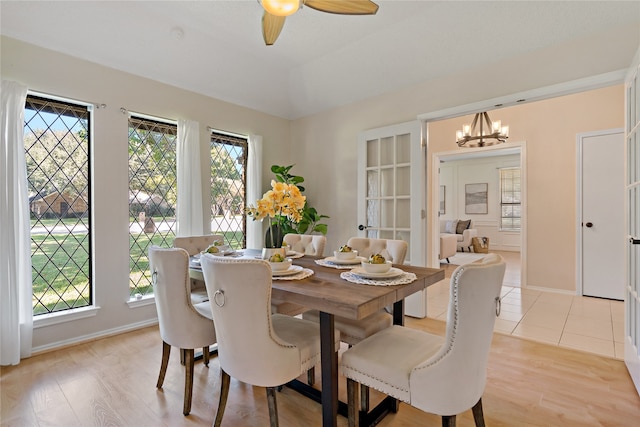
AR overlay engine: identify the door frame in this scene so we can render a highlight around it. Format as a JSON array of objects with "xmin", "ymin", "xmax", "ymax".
[
  {"xmin": 417, "ymin": 71, "xmax": 625, "ymax": 271},
  {"xmin": 576, "ymin": 128, "xmax": 625, "ymax": 298},
  {"xmin": 430, "ymin": 142, "xmax": 527, "ymax": 288}
]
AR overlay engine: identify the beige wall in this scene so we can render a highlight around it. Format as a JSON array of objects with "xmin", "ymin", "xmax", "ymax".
[{"xmin": 428, "ymin": 86, "xmax": 624, "ymax": 291}]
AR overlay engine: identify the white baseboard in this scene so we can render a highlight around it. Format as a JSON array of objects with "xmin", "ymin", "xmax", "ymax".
[
  {"xmin": 31, "ymin": 318, "xmax": 159, "ymax": 356},
  {"xmin": 522, "ymin": 284, "xmax": 576, "ymax": 296}
]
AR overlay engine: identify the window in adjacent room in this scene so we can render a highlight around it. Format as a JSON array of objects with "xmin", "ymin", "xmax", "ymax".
[
  {"xmin": 499, "ymin": 167, "xmax": 521, "ymax": 231},
  {"xmin": 24, "ymin": 94, "xmax": 92, "ymax": 315},
  {"xmin": 210, "ymin": 130, "xmax": 248, "ymax": 249},
  {"xmin": 128, "ymin": 114, "xmax": 177, "ymax": 298}
]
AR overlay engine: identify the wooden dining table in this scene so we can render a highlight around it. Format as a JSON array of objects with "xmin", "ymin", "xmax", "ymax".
[
  {"xmin": 189, "ymin": 251, "xmax": 444, "ymax": 427},
  {"xmin": 271, "ymin": 255, "xmax": 444, "ymax": 427}
]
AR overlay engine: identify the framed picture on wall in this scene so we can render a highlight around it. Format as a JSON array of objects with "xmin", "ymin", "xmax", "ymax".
[
  {"xmin": 465, "ymin": 183, "xmax": 488, "ymax": 214},
  {"xmin": 439, "ymin": 185, "xmax": 446, "ymax": 215}
]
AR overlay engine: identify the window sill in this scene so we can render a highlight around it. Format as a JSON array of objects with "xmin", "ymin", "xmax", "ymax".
[
  {"xmin": 126, "ymin": 295, "xmax": 155, "ymax": 309},
  {"xmin": 34, "ymin": 306, "xmax": 100, "ymax": 329}
]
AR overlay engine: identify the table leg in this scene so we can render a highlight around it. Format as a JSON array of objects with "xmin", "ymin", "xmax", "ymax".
[
  {"xmin": 392, "ymin": 300, "xmax": 405, "ymax": 326},
  {"xmin": 320, "ymin": 311, "xmax": 338, "ymax": 427}
]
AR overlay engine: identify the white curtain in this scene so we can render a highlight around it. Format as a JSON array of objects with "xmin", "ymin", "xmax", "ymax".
[
  {"xmin": 176, "ymin": 119, "xmax": 204, "ymax": 237},
  {"xmin": 246, "ymin": 134, "xmax": 263, "ymax": 249},
  {"xmin": 1, "ymin": 80, "xmax": 33, "ymax": 365}
]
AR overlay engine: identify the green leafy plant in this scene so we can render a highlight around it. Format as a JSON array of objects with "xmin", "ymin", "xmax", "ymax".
[{"xmin": 270, "ymin": 164, "xmax": 329, "ymax": 236}]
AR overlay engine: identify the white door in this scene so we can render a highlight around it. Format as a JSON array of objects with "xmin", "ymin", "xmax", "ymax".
[
  {"xmin": 578, "ymin": 130, "xmax": 625, "ymax": 300},
  {"xmin": 357, "ymin": 121, "xmax": 427, "ymax": 317},
  {"xmin": 624, "ymin": 47, "xmax": 640, "ymax": 396}
]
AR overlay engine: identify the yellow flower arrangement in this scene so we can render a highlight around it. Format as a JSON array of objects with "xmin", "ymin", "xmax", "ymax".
[{"xmin": 246, "ymin": 180, "xmax": 306, "ymax": 247}]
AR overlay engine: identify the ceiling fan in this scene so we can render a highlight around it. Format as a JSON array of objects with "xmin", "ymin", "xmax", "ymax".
[{"xmin": 260, "ymin": 0, "xmax": 379, "ymax": 45}]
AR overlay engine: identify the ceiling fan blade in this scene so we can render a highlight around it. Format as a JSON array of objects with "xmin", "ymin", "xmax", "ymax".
[
  {"xmin": 262, "ymin": 12, "xmax": 286, "ymax": 45},
  {"xmin": 304, "ymin": 0, "xmax": 379, "ymax": 15}
]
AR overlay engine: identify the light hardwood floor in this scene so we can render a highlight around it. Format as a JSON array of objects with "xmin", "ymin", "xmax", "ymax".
[{"xmin": 2, "ymin": 319, "xmax": 639, "ymax": 426}]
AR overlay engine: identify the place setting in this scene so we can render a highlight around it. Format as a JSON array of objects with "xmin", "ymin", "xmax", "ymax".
[
  {"xmin": 340, "ymin": 253, "xmax": 417, "ymax": 286},
  {"xmin": 315, "ymin": 245, "xmax": 366, "ymax": 269},
  {"xmin": 267, "ymin": 252, "xmax": 314, "ymax": 281}
]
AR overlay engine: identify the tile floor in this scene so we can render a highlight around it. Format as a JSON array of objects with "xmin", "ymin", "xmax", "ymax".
[{"xmin": 427, "ymin": 251, "xmax": 625, "ymax": 359}]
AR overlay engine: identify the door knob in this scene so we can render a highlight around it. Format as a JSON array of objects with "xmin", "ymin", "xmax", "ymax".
[
  {"xmin": 358, "ymin": 224, "xmax": 368, "ymax": 231},
  {"xmin": 631, "ymin": 237, "xmax": 640, "ymax": 245},
  {"xmin": 585, "ymin": 222, "xmax": 593, "ymax": 228}
]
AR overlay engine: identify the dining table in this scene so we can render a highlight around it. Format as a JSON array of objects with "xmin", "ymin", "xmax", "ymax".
[{"xmin": 189, "ymin": 250, "xmax": 445, "ymax": 427}]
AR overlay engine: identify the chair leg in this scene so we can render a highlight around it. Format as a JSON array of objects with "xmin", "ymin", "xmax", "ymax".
[
  {"xmin": 360, "ymin": 385, "xmax": 369, "ymax": 413},
  {"xmin": 157, "ymin": 341, "xmax": 171, "ymax": 388},
  {"xmin": 347, "ymin": 378, "xmax": 359, "ymax": 427},
  {"xmin": 307, "ymin": 366, "xmax": 315, "ymax": 386},
  {"xmin": 266, "ymin": 387, "xmax": 279, "ymax": 427},
  {"xmin": 442, "ymin": 415, "xmax": 456, "ymax": 427},
  {"xmin": 180, "ymin": 348, "xmax": 186, "ymax": 365},
  {"xmin": 471, "ymin": 398, "xmax": 485, "ymax": 427},
  {"xmin": 203, "ymin": 346, "xmax": 210, "ymax": 367},
  {"xmin": 214, "ymin": 369, "xmax": 230, "ymax": 427},
  {"xmin": 183, "ymin": 348, "xmax": 194, "ymax": 416}
]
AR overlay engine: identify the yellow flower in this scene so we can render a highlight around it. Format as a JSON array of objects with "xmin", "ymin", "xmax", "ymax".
[{"xmin": 247, "ymin": 180, "xmax": 306, "ymax": 225}]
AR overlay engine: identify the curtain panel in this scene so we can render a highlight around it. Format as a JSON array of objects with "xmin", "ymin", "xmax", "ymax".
[
  {"xmin": 1, "ymin": 80, "xmax": 33, "ymax": 365},
  {"xmin": 246, "ymin": 135, "xmax": 263, "ymax": 249},
  {"xmin": 176, "ymin": 119, "xmax": 204, "ymax": 237}
]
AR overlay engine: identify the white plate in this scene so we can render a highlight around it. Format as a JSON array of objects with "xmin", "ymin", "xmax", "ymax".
[
  {"xmin": 201, "ymin": 248, "xmax": 236, "ymax": 257},
  {"xmin": 324, "ymin": 256, "xmax": 365, "ymax": 265},
  {"xmin": 351, "ymin": 267, "xmax": 404, "ymax": 279},
  {"xmin": 272, "ymin": 265, "xmax": 304, "ymax": 277},
  {"xmin": 287, "ymin": 251, "xmax": 304, "ymax": 259}
]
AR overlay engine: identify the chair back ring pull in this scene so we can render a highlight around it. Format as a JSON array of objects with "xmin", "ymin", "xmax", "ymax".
[
  {"xmin": 214, "ymin": 289, "xmax": 226, "ymax": 307},
  {"xmin": 495, "ymin": 296, "xmax": 501, "ymax": 317}
]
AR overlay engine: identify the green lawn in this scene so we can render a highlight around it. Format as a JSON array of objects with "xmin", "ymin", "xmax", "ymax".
[{"xmin": 32, "ymin": 227, "xmax": 245, "ymax": 315}]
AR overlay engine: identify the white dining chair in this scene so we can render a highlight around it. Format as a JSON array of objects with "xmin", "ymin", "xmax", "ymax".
[
  {"xmin": 200, "ymin": 255, "xmax": 340, "ymax": 427},
  {"xmin": 173, "ymin": 234, "xmax": 224, "ymax": 304},
  {"xmin": 271, "ymin": 234, "xmax": 327, "ymax": 317},
  {"xmin": 148, "ymin": 245, "xmax": 217, "ymax": 416},
  {"xmin": 303, "ymin": 237, "xmax": 407, "ymax": 404},
  {"xmin": 340, "ymin": 253, "xmax": 506, "ymax": 427},
  {"xmin": 282, "ymin": 233, "xmax": 326, "ymax": 257}
]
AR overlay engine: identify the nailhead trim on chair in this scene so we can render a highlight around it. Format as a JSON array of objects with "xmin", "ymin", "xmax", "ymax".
[
  {"xmin": 413, "ymin": 266, "xmax": 463, "ymax": 372},
  {"xmin": 342, "ymin": 367, "xmax": 410, "ymax": 401}
]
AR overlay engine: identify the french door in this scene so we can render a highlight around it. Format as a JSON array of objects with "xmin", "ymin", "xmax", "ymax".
[
  {"xmin": 625, "ymin": 46, "xmax": 640, "ymax": 395},
  {"xmin": 357, "ymin": 121, "xmax": 427, "ymax": 316}
]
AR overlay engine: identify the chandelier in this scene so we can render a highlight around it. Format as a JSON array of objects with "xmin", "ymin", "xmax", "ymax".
[{"xmin": 456, "ymin": 112, "xmax": 509, "ymax": 147}]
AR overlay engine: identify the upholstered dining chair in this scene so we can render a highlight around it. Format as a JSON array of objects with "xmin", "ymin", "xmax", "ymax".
[
  {"xmin": 173, "ymin": 234, "xmax": 224, "ymax": 256},
  {"xmin": 200, "ymin": 255, "xmax": 340, "ymax": 427},
  {"xmin": 282, "ymin": 233, "xmax": 326, "ymax": 257},
  {"xmin": 340, "ymin": 253, "xmax": 506, "ymax": 427},
  {"xmin": 271, "ymin": 234, "xmax": 327, "ymax": 317},
  {"xmin": 303, "ymin": 237, "xmax": 407, "ymax": 405},
  {"xmin": 148, "ymin": 245, "xmax": 217, "ymax": 416},
  {"xmin": 173, "ymin": 234, "xmax": 224, "ymax": 304}
]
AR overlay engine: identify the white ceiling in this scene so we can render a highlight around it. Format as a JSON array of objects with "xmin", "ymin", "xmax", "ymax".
[{"xmin": 2, "ymin": 1, "xmax": 639, "ymax": 119}]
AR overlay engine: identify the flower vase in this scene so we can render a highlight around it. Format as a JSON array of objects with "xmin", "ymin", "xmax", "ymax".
[{"xmin": 265, "ymin": 224, "xmax": 284, "ymax": 249}]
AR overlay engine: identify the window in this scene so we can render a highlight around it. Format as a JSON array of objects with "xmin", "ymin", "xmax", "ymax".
[
  {"xmin": 499, "ymin": 167, "xmax": 521, "ymax": 231},
  {"xmin": 24, "ymin": 95, "xmax": 92, "ymax": 315},
  {"xmin": 210, "ymin": 131, "xmax": 248, "ymax": 249},
  {"xmin": 128, "ymin": 115, "xmax": 177, "ymax": 298}
]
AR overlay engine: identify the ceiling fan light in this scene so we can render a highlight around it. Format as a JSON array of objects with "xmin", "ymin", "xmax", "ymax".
[{"xmin": 261, "ymin": 0, "xmax": 301, "ymax": 17}]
